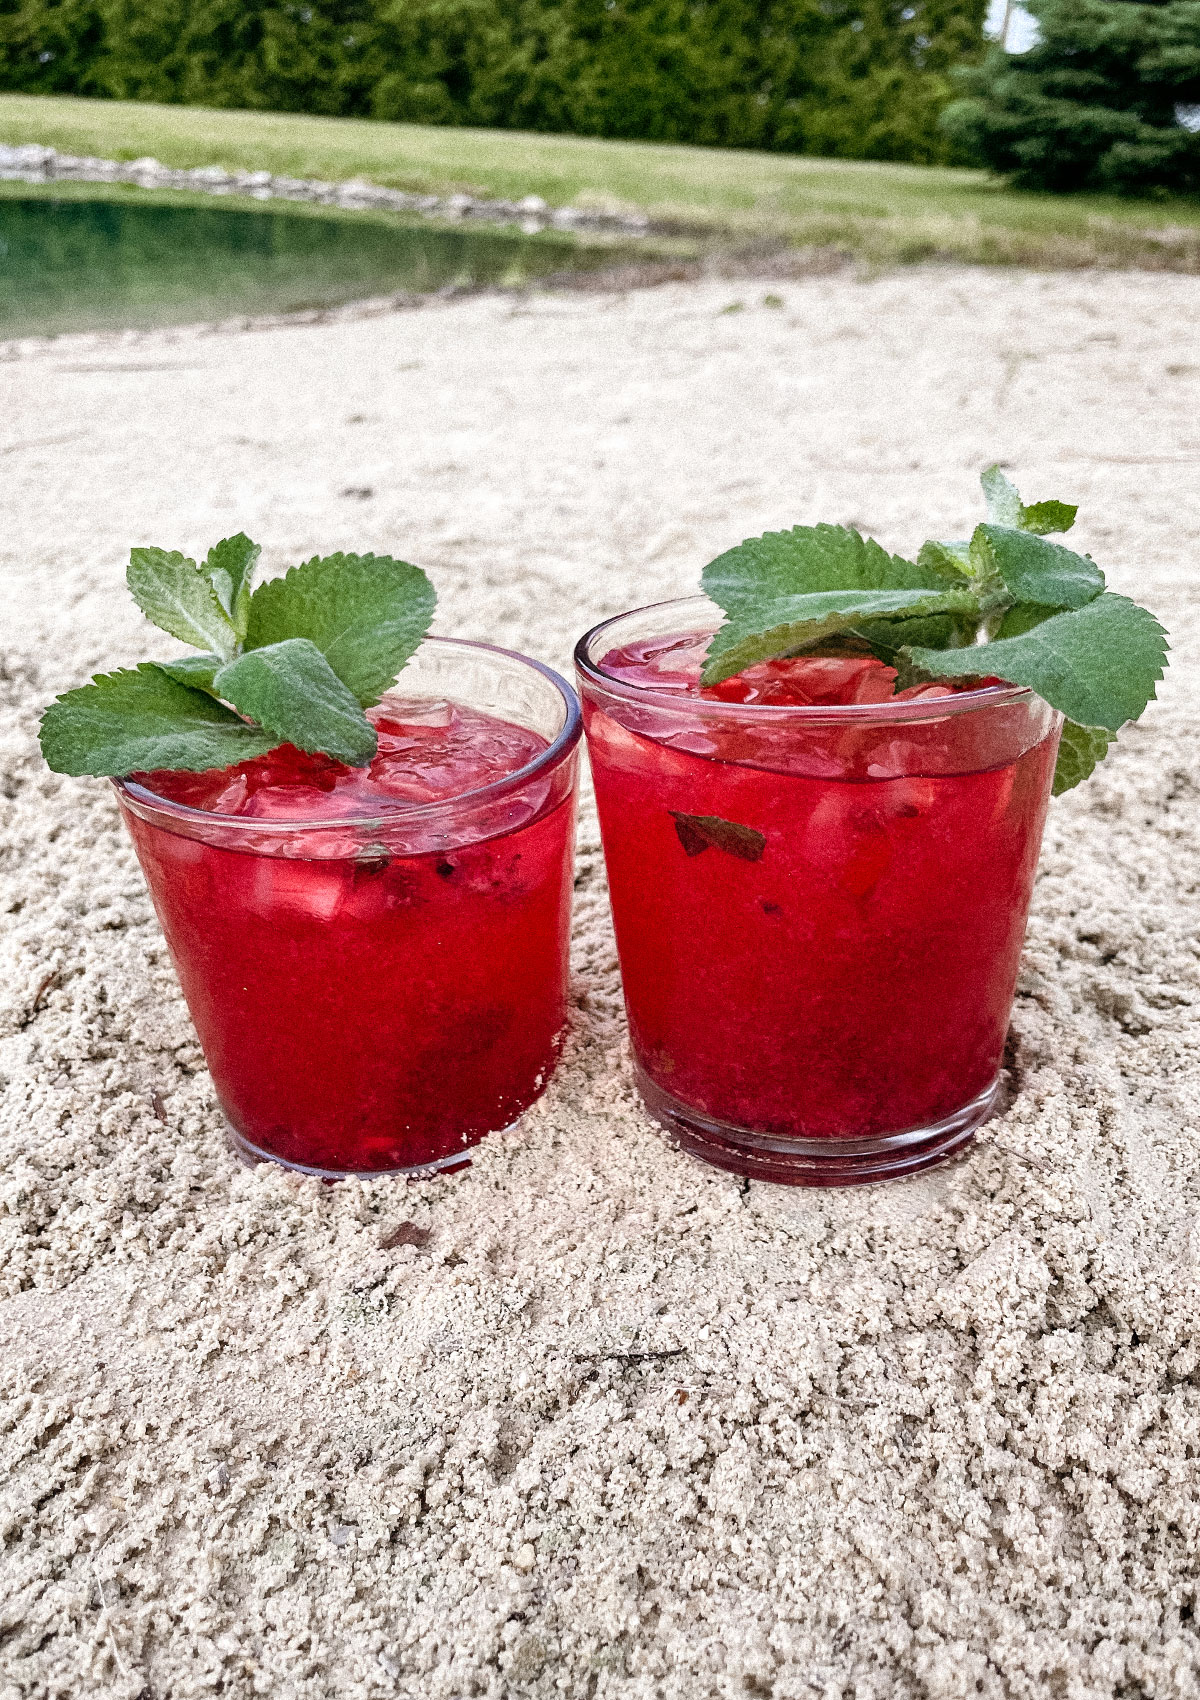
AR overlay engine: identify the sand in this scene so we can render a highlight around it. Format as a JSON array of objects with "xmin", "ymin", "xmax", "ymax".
[{"xmin": 2, "ymin": 266, "xmax": 1199, "ymax": 1700}]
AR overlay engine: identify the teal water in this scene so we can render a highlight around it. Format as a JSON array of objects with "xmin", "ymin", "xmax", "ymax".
[{"xmin": 0, "ymin": 184, "xmax": 621, "ymax": 337}]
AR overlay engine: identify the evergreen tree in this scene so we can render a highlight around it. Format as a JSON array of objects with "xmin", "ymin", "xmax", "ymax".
[{"xmin": 942, "ymin": 0, "xmax": 1200, "ymax": 193}]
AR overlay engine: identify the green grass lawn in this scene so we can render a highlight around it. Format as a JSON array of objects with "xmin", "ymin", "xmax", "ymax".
[{"xmin": 5, "ymin": 92, "xmax": 1200, "ymax": 269}]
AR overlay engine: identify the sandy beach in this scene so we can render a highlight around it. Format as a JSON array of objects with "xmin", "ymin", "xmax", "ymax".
[{"xmin": 2, "ymin": 266, "xmax": 1199, "ymax": 1699}]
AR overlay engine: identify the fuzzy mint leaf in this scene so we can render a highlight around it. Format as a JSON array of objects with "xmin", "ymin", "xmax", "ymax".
[
  {"xmin": 245, "ymin": 552, "xmax": 435, "ymax": 706},
  {"xmin": 1053, "ymin": 722, "xmax": 1113, "ymax": 795},
  {"xmin": 127, "ymin": 547, "xmax": 238, "ymax": 659},
  {"xmin": 974, "ymin": 525, "xmax": 1104, "ymax": 611},
  {"xmin": 670, "ymin": 812, "xmax": 765, "ymax": 862},
  {"xmin": 1022, "ymin": 500, "xmax": 1079, "ymax": 536},
  {"xmin": 204, "ymin": 533, "xmax": 260, "ymax": 638},
  {"xmin": 701, "ymin": 588, "xmax": 979, "ymax": 686},
  {"xmin": 213, "ymin": 639, "xmax": 378, "ymax": 766},
  {"xmin": 980, "ymin": 466, "xmax": 1024, "ymax": 529},
  {"xmin": 703, "ymin": 524, "xmax": 967, "ymax": 620},
  {"xmin": 981, "ymin": 466, "xmax": 1077, "ymax": 536},
  {"xmin": 39, "ymin": 664, "xmax": 279, "ymax": 778},
  {"xmin": 900, "ymin": 593, "xmax": 1168, "ymax": 734}
]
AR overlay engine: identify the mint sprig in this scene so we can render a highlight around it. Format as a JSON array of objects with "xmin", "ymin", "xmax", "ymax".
[
  {"xmin": 40, "ymin": 536, "xmax": 436, "ymax": 777},
  {"xmin": 700, "ymin": 467, "xmax": 1168, "ymax": 795}
]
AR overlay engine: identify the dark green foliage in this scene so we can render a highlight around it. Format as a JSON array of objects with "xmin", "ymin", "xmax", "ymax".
[
  {"xmin": 942, "ymin": 0, "xmax": 1200, "ymax": 192},
  {"xmin": 0, "ymin": 0, "xmax": 988, "ymax": 164}
]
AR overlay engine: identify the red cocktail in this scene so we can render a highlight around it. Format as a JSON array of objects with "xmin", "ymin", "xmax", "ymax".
[
  {"xmin": 116, "ymin": 639, "xmax": 581, "ymax": 1176},
  {"xmin": 576, "ymin": 598, "xmax": 1061, "ymax": 1184}
]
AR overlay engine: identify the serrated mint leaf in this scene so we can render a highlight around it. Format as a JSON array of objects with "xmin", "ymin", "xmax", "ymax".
[
  {"xmin": 245, "ymin": 552, "xmax": 435, "ymax": 706},
  {"xmin": 1053, "ymin": 721, "xmax": 1113, "ymax": 795},
  {"xmin": 39, "ymin": 664, "xmax": 278, "ymax": 778},
  {"xmin": 127, "ymin": 547, "xmax": 238, "ymax": 659},
  {"xmin": 213, "ymin": 638, "xmax": 378, "ymax": 766},
  {"xmin": 1021, "ymin": 499, "xmax": 1078, "ymax": 536},
  {"xmin": 670, "ymin": 812, "xmax": 765, "ymax": 861},
  {"xmin": 204, "ymin": 534, "xmax": 260, "ymax": 637},
  {"xmin": 157, "ymin": 653, "xmax": 222, "ymax": 691},
  {"xmin": 980, "ymin": 465, "xmax": 1077, "ymax": 536},
  {"xmin": 981, "ymin": 465, "xmax": 1024, "ymax": 529},
  {"xmin": 703, "ymin": 524, "xmax": 949, "ymax": 617},
  {"xmin": 700, "ymin": 588, "xmax": 979, "ymax": 686},
  {"xmin": 901, "ymin": 593, "xmax": 1168, "ymax": 733},
  {"xmin": 975, "ymin": 525, "xmax": 1104, "ymax": 611}
]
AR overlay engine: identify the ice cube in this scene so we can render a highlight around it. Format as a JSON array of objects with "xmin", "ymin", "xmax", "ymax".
[{"xmin": 246, "ymin": 854, "xmax": 350, "ymax": 923}]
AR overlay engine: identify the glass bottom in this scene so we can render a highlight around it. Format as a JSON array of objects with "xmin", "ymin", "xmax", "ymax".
[
  {"xmin": 634, "ymin": 1067, "xmax": 999, "ymax": 1187},
  {"xmin": 226, "ymin": 1124, "xmax": 482, "ymax": 1180}
]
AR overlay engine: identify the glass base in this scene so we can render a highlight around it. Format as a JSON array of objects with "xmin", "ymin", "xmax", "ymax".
[
  {"xmin": 226, "ymin": 1124, "xmax": 481, "ymax": 1181},
  {"xmin": 634, "ymin": 1067, "xmax": 998, "ymax": 1187}
]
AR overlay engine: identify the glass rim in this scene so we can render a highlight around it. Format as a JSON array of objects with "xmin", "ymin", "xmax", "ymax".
[
  {"xmin": 574, "ymin": 594, "xmax": 1038, "ymax": 723},
  {"xmin": 113, "ymin": 635, "xmax": 582, "ymax": 835}
]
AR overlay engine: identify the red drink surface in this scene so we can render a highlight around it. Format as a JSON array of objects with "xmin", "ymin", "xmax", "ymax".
[
  {"xmin": 120, "ymin": 696, "xmax": 577, "ymax": 1173},
  {"xmin": 583, "ymin": 635, "xmax": 1060, "ymax": 1146}
]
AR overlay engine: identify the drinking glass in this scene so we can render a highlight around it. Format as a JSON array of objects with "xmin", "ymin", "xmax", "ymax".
[
  {"xmin": 576, "ymin": 596, "xmax": 1060, "ymax": 1185},
  {"xmin": 117, "ymin": 638, "xmax": 581, "ymax": 1177}
]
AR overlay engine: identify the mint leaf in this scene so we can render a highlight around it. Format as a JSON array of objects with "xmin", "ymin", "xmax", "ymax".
[
  {"xmin": 157, "ymin": 653, "xmax": 222, "ymax": 691},
  {"xmin": 901, "ymin": 593, "xmax": 1168, "ymax": 733},
  {"xmin": 981, "ymin": 465, "xmax": 1077, "ymax": 535},
  {"xmin": 39, "ymin": 664, "xmax": 278, "ymax": 778},
  {"xmin": 703, "ymin": 524, "xmax": 958, "ymax": 615},
  {"xmin": 1054, "ymin": 721, "xmax": 1113, "ymax": 795},
  {"xmin": 213, "ymin": 639, "xmax": 378, "ymax": 766},
  {"xmin": 670, "ymin": 812, "xmax": 766, "ymax": 861},
  {"xmin": 980, "ymin": 465, "xmax": 1024, "ymax": 529},
  {"xmin": 1021, "ymin": 500, "xmax": 1078, "ymax": 536},
  {"xmin": 974, "ymin": 525, "xmax": 1104, "ymax": 611},
  {"xmin": 245, "ymin": 553, "xmax": 435, "ymax": 706},
  {"xmin": 204, "ymin": 534, "xmax": 260, "ymax": 638},
  {"xmin": 127, "ymin": 547, "xmax": 238, "ymax": 659},
  {"xmin": 701, "ymin": 588, "xmax": 980, "ymax": 686}
]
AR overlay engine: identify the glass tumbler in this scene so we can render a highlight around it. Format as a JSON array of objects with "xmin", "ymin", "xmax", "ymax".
[
  {"xmin": 116, "ymin": 638, "xmax": 581, "ymax": 1177},
  {"xmin": 576, "ymin": 596, "xmax": 1061, "ymax": 1185}
]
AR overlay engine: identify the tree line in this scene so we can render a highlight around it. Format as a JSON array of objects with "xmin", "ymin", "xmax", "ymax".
[{"xmin": 1, "ymin": 0, "xmax": 987, "ymax": 165}]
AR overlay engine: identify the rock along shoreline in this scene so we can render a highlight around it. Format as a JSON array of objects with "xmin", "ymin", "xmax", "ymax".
[{"xmin": 0, "ymin": 140, "xmax": 652, "ymax": 238}]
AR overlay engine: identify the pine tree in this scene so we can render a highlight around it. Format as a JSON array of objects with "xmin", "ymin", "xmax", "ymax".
[{"xmin": 942, "ymin": 0, "xmax": 1200, "ymax": 194}]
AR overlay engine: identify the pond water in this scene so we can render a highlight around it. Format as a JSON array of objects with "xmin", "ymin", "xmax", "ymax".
[{"xmin": 0, "ymin": 184, "xmax": 627, "ymax": 338}]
